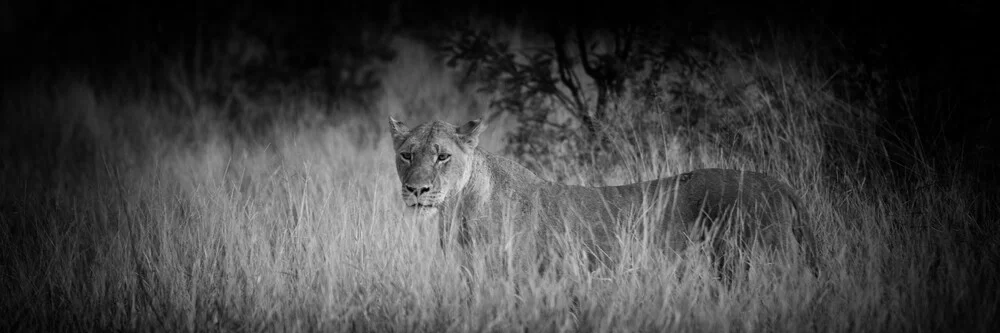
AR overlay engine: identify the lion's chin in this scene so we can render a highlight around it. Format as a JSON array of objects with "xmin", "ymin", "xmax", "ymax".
[{"xmin": 405, "ymin": 204, "xmax": 439, "ymax": 217}]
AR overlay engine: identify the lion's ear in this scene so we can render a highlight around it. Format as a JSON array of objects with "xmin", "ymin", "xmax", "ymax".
[
  {"xmin": 456, "ymin": 118, "xmax": 487, "ymax": 148},
  {"xmin": 388, "ymin": 116, "xmax": 409, "ymax": 146}
]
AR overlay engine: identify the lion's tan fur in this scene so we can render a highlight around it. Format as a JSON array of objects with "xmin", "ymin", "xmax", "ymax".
[{"xmin": 390, "ymin": 117, "xmax": 817, "ymax": 275}]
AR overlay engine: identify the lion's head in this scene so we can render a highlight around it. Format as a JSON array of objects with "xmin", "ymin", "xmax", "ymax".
[{"xmin": 388, "ymin": 116, "xmax": 486, "ymax": 215}]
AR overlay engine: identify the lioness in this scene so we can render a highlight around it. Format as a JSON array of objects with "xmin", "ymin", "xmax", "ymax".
[{"xmin": 389, "ymin": 116, "xmax": 817, "ymax": 278}]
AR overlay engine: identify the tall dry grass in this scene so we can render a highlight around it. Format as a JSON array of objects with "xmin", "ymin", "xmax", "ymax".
[{"xmin": 1, "ymin": 37, "xmax": 997, "ymax": 332}]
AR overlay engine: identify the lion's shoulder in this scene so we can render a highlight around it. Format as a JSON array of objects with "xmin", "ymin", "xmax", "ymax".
[{"xmin": 476, "ymin": 149, "xmax": 546, "ymax": 187}]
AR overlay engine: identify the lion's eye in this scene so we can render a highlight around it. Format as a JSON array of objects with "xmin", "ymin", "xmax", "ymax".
[
  {"xmin": 437, "ymin": 153, "xmax": 451, "ymax": 162},
  {"xmin": 400, "ymin": 152, "xmax": 412, "ymax": 161}
]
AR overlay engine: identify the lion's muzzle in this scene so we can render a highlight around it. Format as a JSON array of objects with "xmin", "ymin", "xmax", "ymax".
[{"xmin": 400, "ymin": 182, "xmax": 444, "ymax": 209}]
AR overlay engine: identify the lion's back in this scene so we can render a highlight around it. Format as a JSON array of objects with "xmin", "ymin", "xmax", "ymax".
[{"xmin": 472, "ymin": 158, "xmax": 815, "ymax": 271}]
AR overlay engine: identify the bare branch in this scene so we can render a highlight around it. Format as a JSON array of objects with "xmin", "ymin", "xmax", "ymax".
[
  {"xmin": 575, "ymin": 27, "xmax": 602, "ymax": 80},
  {"xmin": 551, "ymin": 27, "xmax": 587, "ymax": 116}
]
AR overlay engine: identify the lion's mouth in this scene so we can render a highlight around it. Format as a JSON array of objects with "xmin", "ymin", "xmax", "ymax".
[
  {"xmin": 409, "ymin": 203, "xmax": 436, "ymax": 209},
  {"xmin": 405, "ymin": 203, "xmax": 440, "ymax": 216},
  {"xmin": 401, "ymin": 191, "xmax": 443, "ymax": 211}
]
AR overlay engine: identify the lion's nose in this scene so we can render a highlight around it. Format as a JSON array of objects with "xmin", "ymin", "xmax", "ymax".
[{"xmin": 405, "ymin": 184, "xmax": 431, "ymax": 197}]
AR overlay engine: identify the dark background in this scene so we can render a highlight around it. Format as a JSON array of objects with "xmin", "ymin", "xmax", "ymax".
[{"xmin": 3, "ymin": 0, "xmax": 997, "ymax": 176}]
